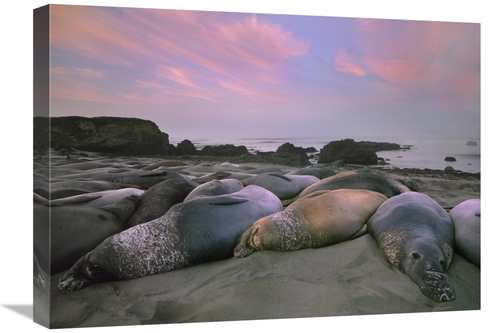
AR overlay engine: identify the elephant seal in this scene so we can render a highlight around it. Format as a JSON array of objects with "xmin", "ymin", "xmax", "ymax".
[
  {"xmin": 285, "ymin": 168, "xmax": 412, "ymax": 205},
  {"xmin": 234, "ymin": 189, "xmax": 387, "ymax": 257},
  {"xmin": 126, "ymin": 178, "xmax": 198, "ymax": 228},
  {"xmin": 241, "ymin": 173, "xmax": 319, "ymax": 200},
  {"xmin": 366, "ymin": 192, "xmax": 456, "ymax": 302},
  {"xmin": 184, "ymin": 178, "xmax": 244, "ymax": 202},
  {"xmin": 46, "ymin": 188, "xmax": 144, "ymax": 208},
  {"xmin": 58, "ymin": 185, "xmax": 283, "ymax": 292},
  {"xmin": 33, "ymin": 179, "xmax": 142, "ymax": 200},
  {"xmin": 449, "ymin": 199, "xmax": 480, "ymax": 268},
  {"xmin": 34, "ymin": 195, "xmax": 139, "ymax": 275},
  {"xmin": 286, "ymin": 166, "xmax": 336, "ymax": 179}
]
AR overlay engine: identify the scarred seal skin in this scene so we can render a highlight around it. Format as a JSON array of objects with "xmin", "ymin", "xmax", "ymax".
[
  {"xmin": 58, "ymin": 185, "xmax": 282, "ymax": 293},
  {"xmin": 233, "ymin": 189, "xmax": 388, "ymax": 258},
  {"xmin": 367, "ymin": 192, "xmax": 456, "ymax": 302}
]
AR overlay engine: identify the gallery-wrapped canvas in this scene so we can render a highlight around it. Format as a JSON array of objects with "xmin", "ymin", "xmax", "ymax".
[{"xmin": 33, "ymin": 4, "xmax": 480, "ymax": 329}]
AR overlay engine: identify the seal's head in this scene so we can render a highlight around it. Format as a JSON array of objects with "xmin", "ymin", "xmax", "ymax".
[
  {"xmin": 233, "ymin": 216, "xmax": 278, "ymax": 258},
  {"xmin": 58, "ymin": 249, "xmax": 120, "ymax": 293},
  {"xmin": 401, "ymin": 238, "xmax": 455, "ymax": 302}
]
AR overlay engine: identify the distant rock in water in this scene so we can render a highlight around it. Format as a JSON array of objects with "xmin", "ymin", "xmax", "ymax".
[
  {"xmin": 445, "ymin": 156, "xmax": 457, "ymax": 162},
  {"xmin": 466, "ymin": 141, "xmax": 478, "ymax": 146},
  {"xmin": 33, "ymin": 116, "xmax": 176, "ymax": 156},
  {"xmin": 318, "ymin": 138, "xmax": 401, "ymax": 165}
]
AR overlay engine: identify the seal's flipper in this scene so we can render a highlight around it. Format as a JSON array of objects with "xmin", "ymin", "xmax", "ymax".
[
  {"xmin": 51, "ymin": 194, "xmax": 103, "ymax": 206},
  {"xmin": 208, "ymin": 197, "xmax": 249, "ymax": 206},
  {"xmin": 268, "ymin": 173, "xmax": 292, "ymax": 181}
]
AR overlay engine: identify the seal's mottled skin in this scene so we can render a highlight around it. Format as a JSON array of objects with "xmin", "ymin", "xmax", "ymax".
[
  {"xmin": 58, "ymin": 185, "xmax": 282, "ymax": 293},
  {"xmin": 233, "ymin": 189, "xmax": 388, "ymax": 257},
  {"xmin": 367, "ymin": 192, "xmax": 456, "ymax": 302}
]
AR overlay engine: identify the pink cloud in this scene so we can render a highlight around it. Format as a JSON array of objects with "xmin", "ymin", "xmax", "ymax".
[
  {"xmin": 334, "ymin": 49, "xmax": 366, "ymax": 76},
  {"xmin": 350, "ymin": 18, "xmax": 479, "ymax": 112},
  {"xmin": 157, "ymin": 66, "xmax": 200, "ymax": 89},
  {"xmin": 50, "ymin": 6, "xmax": 153, "ymax": 66},
  {"xmin": 49, "ymin": 6, "xmax": 309, "ymax": 105},
  {"xmin": 51, "ymin": 66, "xmax": 105, "ymax": 78},
  {"xmin": 135, "ymin": 80, "xmax": 216, "ymax": 103}
]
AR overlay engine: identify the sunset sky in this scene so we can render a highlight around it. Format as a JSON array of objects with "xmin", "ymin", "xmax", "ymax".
[{"xmin": 38, "ymin": 4, "xmax": 481, "ymax": 140}]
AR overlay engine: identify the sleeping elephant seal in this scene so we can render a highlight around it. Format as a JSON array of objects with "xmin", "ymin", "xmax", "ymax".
[
  {"xmin": 46, "ymin": 188, "xmax": 144, "ymax": 208},
  {"xmin": 241, "ymin": 173, "xmax": 319, "ymax": 200},
  {"xmin": 449, "ymin": 199, "xmax": 480, "ymax": 268},
  {"xmin": 126, "ymin": 178, "xmax": 198, "ymax": 228},
  {"xmin": 233, "ymin": 189, "xmax": 387, "ymax": 257},
  {"xmin": 286, "ymin": 166, "xmax": 336, "ymax": 179},
  {"xmin": 366, "ymin": 192, "xmax": 456, "ymax": 302},
  {"xmin": 184, "ymin": 178, "xmax": 244, "ymax": 202},
  {"xmin": 34, "ymin": 195, "xmax": 139, "ymax": 276},
  {"xmin": 286, "ymin": 168, "xmax": 412, "ymax": 206},
  {"xmin": 58, "ymin": 185, "xmax": 283, "ymax": 292}
]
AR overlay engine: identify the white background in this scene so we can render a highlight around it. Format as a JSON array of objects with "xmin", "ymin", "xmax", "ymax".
[{"xmin": 1, "ymin": 1, "xmax": 497, "ymax": 332}]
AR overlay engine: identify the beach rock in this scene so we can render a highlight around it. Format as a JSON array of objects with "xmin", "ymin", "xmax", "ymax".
[
  {"xmin": 445, "ymin": 156, "xmax": 457, "ymax": 162},
  {"xmin": 466, "ymin": 141, "xmax": 478, "ymax": 146},
  {"xmin": 33, "ymin": 116, "xmax": 176, "ymax": 156},
  {"xmin": 236, "ymin": 142, "xmax": 312, "ymax": 167},
  {"xmin": 272, "ymin": 142, "xmax": 311, "ymax": 166},
  {"xmin": 176, "ymin": 139, "xmax": 198, "ymax": 156},
  {"xmin": 444, "ymin": 166, "xmax": 455, "ymax": 173},
  {"xmin": 199, "ymin": 144, "xmax": 249, "ymax": 157},
  {"xmin": 318, "ymin": 139, "xmax": 383, "ymax": 165}
]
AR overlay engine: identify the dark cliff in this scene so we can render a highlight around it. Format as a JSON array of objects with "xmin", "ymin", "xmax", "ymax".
[{"xmin": 33, "ymin": 116, "xmax": 176, "ymax": 156}]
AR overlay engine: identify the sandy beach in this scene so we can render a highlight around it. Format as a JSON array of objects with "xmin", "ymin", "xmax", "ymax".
[{"xmin": 33, "ymin": 152, "xmax": 480, "ymax": 329}]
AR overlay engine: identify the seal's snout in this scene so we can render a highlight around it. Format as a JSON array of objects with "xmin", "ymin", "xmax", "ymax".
[
  {"xmin": 422, "ymin": 270, "xmax": 455, "ymax": 302},
  {"xmin": 58, "ymin": 271, "xmax": 87, "ymax": 293},
  {"xmin": 233, "ymin": 244, "xmax": 254, "ymax": 258}
]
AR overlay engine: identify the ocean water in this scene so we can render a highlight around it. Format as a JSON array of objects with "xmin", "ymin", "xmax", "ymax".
[{"xmin": 170, "ymin": 135, "xmax": 481, "ymax": 174}]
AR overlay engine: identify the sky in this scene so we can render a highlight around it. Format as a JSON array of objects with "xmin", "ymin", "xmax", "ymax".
[{"xmin": 35, "ymin": 4, "xmax": 480, "ymax": 141}]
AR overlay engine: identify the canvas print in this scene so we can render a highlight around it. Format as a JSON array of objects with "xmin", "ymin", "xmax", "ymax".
[{"xmin": 33, "ymin": 4, "xmax": 480, "ymax": 329}]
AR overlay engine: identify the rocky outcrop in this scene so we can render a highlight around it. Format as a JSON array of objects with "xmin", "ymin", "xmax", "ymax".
[
  {"xmin": 176, "ymin": 139, "xmax": 198, "ymax": 156},
  {"xmin": 237, "ymin": 142, "xmax": 312, "ymax": 167},
  {"xmin": 272, "ymin": 142, "xmax": 312, "ymax": 166},
  {"xmin": 199, "ymin": 144, "xmax": 249, "ymax": 157},
  {"xmin": 318, "ymin": 139, "xmax": 401, "ymax": 165},
  {"xmin": 445, "ymin": 156, "xmax": 457, "ymax": 162},
  {"xmin": 33, "ymin": 116, "xmax": 176, "ymax": 156},
  {"xmin": 466, "ymin": 141, "xmax": 478, "ymax": 146}
]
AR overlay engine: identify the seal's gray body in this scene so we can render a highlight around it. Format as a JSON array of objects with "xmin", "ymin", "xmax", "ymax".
[
  {"xmin": 184, "ymin": 178, "xmax": 244, "ymax": 202},
  {"xmin": 34, "ymin": 196, "xmax": 139, "ymax": 275},
  {"xmin": 449, "ymin": 199, "xmax": 480, "ymax": 267},
  {"xmin": 295, "ymin": 168, "xmax": 412, "ymax": 201},
  {"xmin": 126, "ymin": 178, "xmax": 197, "ymax": 227},
  {"xmin": 367, "ymin": 192, "xmax": 456, "ymax": 302},
  {"xmin": 241, "ymin": 173, "xmax": 319, "ymax": 200},
  {"xmin": 58, "ymin": 185, "xmax": 282, "ymax": 293}
]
